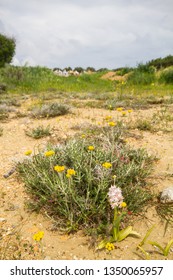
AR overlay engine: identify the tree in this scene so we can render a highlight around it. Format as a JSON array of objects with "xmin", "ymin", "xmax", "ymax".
[{"xmin": 0, "ymin": 33, "xmax": 16, "ymax": 67}]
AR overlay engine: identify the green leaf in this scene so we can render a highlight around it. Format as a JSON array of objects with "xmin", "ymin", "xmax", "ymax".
[
  {"xmin": 117, "ymin": 226, "xmax": 141, "ymax": 242},
  {"xmin": 96, "ymin": 239, "xmax": 108, "ymax": 250},
  {"xmin": 137, "ymin": 246, "xmax": 151, "ymax": 260},
  {"xmin": 138, "ymin": 224, "xmax": 155, "ymax": 248},
  {"xmin": 164, "ymin": 238, "xmax": 173, "ymax": 256},
  {"xmin": 147, "ymin": 240, "xmax": 164, "ymax": 254}
]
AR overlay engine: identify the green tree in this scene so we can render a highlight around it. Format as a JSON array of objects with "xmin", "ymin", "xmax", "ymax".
[{"xmin": 0, "ymin": 33, "xmax": 16, "ymax": 67}]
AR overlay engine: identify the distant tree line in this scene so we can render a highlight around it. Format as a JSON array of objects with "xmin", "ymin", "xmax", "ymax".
[{"xmin": 147, "ymin": 55, "xmax": 173, "ymax": 70}]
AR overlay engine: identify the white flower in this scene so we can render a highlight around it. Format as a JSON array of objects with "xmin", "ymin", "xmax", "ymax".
[{"xmin": 108, "ymin": 185, "xmax": 124, "ymax": 209}]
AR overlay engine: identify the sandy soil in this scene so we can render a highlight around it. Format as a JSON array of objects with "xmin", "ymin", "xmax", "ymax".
[{"xmin": 0, "ymin": 104, "xmax": 173, "ymax": 260}]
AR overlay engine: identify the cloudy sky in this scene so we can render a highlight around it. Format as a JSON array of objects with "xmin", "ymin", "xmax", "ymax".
[{"xmin": 0, "ymin": 0, "xmax": 173, "ymax": 69}]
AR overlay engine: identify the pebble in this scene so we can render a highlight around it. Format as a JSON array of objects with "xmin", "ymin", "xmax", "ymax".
[
  {"xmin": 160, "ymin": 186, "xmax": 173, "ymax": 203},
  {"xmin": 0, "ymin": 218, "xmax": 7, "ymax": 222}
]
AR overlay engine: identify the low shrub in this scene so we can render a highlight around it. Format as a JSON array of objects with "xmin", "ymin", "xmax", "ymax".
[
  {"xmin": 18, "ymin": 122, "xmax": 154, "ymax": 233},
  {"xmin": 30, "ymin": 102, "xmax": 70, "ymax": 118},
  {"xmin": 159, "ymin": 67, "xmax": 173, "ymax": 84},
  {"xmin": 0, "ymin": 105, "xmax": 9, "ymax": 120},
  {"xmin": 25, "ymin": 125, "xmax": 52, "ymax": 139}
]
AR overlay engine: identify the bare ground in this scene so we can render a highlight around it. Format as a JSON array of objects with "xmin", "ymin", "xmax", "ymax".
[{"xmin": 1, "ymin": 103, "xmax": 173, "ymax": 260}]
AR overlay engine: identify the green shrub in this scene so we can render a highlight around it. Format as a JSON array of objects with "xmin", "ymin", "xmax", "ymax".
[
  {"xmin": 159, "ymin": 67, "xmax": 173, "ymax": 84},
  {"xmin": 136, "ymin": 119, "xmax": 152, "ymax": 131},
  {"xmin": 148, "ymin": 55, "xmax": 173, "ymax": 70},
  {"xmin": 127, "ymin": 71, "xmax": 155, "ymax": 85},
  {"xmin": 114, "ymin": 67, "xmax": 133, "ymax": 76},
  {"xmin": 0, "ymin": 33, "xmax": 16, "ymax": 67},
  {"xmin": 25, "ymin": 125, "xmax": 52, "ymax": 139},
  {"xmin": 127, "ymin": 63, "xmax": 156, "ymax": 85},
  {"xmin": 0, "ymin": 105, "xmax": 9, "ymax": 120},
  {"xmin": 18, "ymin": 123, "xmax": 154, "ymax": 233},
  {"xmin": 30, "ymin": 102, "xmax": 70, "ymax": 118}
]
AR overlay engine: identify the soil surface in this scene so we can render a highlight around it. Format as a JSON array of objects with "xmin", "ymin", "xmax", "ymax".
[{"xmin": 1, "ymin": 101, "xmax": 173, "ymax": 260}]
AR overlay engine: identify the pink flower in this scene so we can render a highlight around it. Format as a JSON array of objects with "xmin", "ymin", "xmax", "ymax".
[{"xmin": 108, "ymin": 185, "xmax": 124, "ymax": 209}]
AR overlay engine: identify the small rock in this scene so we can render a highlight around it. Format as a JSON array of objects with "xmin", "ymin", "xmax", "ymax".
[
  {"xmin": 0, "ymin": 218, "xmax": 7, "ymax": 223},
  {"xmin": 160, "ymin": 186, "xmax": 173, "ymax": 203}
]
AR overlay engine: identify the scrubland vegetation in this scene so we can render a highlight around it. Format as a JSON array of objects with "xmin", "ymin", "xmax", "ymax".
[{"xmin": 1, "ymin": 54, "xmax": 173, "ymax": 260}]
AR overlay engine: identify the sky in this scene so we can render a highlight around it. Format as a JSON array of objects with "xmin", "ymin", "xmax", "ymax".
[{"xmin": 0, "ymin": 0, "xmax": 173, "ymax": 69}]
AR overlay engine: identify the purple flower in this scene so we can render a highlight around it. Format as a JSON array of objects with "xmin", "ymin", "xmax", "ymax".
[{"xmin": 108, "ymin": 185, "xmax": 124, "ymax": 209}]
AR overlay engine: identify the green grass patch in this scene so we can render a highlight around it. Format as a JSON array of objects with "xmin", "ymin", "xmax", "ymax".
[{"xmin": 0, "ymin": 65, "xmax": 114, "ymax": 93}]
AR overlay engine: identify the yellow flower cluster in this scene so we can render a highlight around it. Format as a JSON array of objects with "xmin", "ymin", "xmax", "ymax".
[
  {"xmin": 102, "ymin": 162, "xmax": 112, "ymax": 169},
  {"xmin": 66, "ymin": 169, "xmax": 76, "ymax": 178},
  {"xmin": 120, "ymin": 202, "xmax": 127, "ymax": 208},
  {"xmin": 105, "ymin": 242, "xmax": 115, "ymax": 251},
  {"xmin": 104, "ymin": 115, "xmax": 112, "ymax": 121},
  {"xmin": 44, "ymin": 150, "xmax": 55, "ymax": 157},
  {"xmin": 116, "ymin": 107, "xmax": 123, "ymax": 111},
  {"xmin": 54, "ymin": 165, "xmax": 65, "ymax": 172},
  {"xmin": 108, "ymin": 121, "xmax": 116, "ymax": 127},
  {"xmin": 121, "ymin": 111, "xmax": 127, "ymax": 116},
  {"xmin": 81, "ymin": 134, "xmax": 86, "ymax": 138},
  {"xmin": 24, "ymin": 150, "xmax": 32, "ymax": 156},
  {"xmin": 88, "ymin": 146, "xmax": 95, "ymax": 151},
  {"xmin": 33, "ymin": 231, "xmax": 44, "ymax": 241},
  {"xmin": 116, "ymin": 107, "xmax": 133, "ymax": 114}
]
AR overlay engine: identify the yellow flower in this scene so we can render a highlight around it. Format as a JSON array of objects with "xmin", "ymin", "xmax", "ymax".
[
  {"xmin": 24, "ymin": 150, "xmax": 32, "ymax": 156},
  {"xmin": 116, "ymin": 107, "xmax": 123, "ymax": 111},
  {"xmin": 33, "ymin": 231, "xmax": 44, "ymax": 242},
  {"xmin": 128, "ymin": 109, "xmax": 133, "ymax": 113},
  {"xmin": 54, "ymin": 165, "xmax": 65, "ymax": 172},
  {"xmin": 104, "ymin": 116, "xmax": 112, "ymax": 121},
  {"xmin": 102, "ymin": 162, "xmax": 112, "ymax": 169},
  {"xmin": 112, "ymin": 175, "xmax": 117, "ymax": 179},
  {"xmin": 81, "ymin": 134, "xmax": 86, "ymax": 138},
  {"xmin": 66, "ymin": 169, "xmax": 76, "ymax": 178},
  {"xmin": 108, "ymin": 121, "xmax": 116, "ymax": 127},
  {"xmin": 88, "ymin": 145, "xmax": 95, "ymax": 151},
  {"xmin": 121, "ymin": 111, "xmax": 127, "ymax": 116},
  {"xmin": 105, "ymin": 242, "xmax": 115, "ymax": 251},
  {"xmin": 120, "ymin": 202, "xmax": 127, "ymax": 208},
  {"xmin": 44, "ymin": 150, "xmax": 55, "ymax": 157}
]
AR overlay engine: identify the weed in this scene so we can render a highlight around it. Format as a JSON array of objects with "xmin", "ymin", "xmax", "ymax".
[
  {"xmin": 0, "ymin": 105, "xmax": 9, "ymax": 120},
  {"xmin": 25, "ymin": 125, "xmax": 52, "ymax": 139},
  {"xmin": 137, "ymin": 225, "xmax": 173, "ymax": 258},
  {"xmin": 0, "ymin": 227, "xmax": 45, "ymax": 260},
  {"xmin": 156, "ymin": 202, "xmax": 173, "ymax": 224},
  {"xmin": 136, "ymin": 119, "xmax": 153, "ymax": 131}
]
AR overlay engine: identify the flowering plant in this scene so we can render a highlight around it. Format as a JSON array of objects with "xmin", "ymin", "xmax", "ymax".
[{"xmin": 97, "ymin": 185, "xmax": 140, "ymax": 250}]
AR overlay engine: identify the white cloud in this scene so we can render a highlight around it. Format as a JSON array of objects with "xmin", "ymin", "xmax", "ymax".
[{"xmin": 0, "ymin": 0, "xmax": 173, "ymax": 69}]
